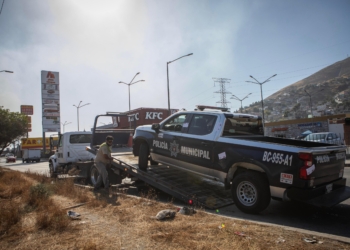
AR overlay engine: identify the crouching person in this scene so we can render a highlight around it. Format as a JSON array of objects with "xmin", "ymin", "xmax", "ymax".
[{"xmin": 94, "ymin": 135, "xmax": 114, "ymax": 193}]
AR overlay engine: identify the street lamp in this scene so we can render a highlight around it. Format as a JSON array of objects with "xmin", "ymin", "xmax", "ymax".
[
  {"xmin": 231, "ymin": 93, "xmax": 252, "ymax": 113},
  {"xmin": 73, "ymin": 101, "xmax": 90, "ymax": 131},
  {"xmin": 167, "ymin": 53, "xmax": 193, "ymax": 115},
  {"xmin": 0, "ymin": 70, "xmax": 14, "ymax": 73},
  {"xmin": 61, "ymin": 121, "xmax": 71, "ymax": 133},
  {"xmin": 304, "ymin": 88, "xmax": 323, "ymax": 131},
  {"xmin": 119, "ymin": 72, "xmax": 145, "ymax": 111},
  {"xmin": 246, "ymin": 74, "xmax": 277, "ymax": 125}
]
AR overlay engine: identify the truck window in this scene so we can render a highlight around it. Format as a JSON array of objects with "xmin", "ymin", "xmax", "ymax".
[
  {"xmin": 69, "ymin": 134, "xmax": 92, "ymax": 144},
  {"xmin": 162, "ymin": 114, "xmax": 187, "ymax": 132},
  {"xmin": 222, "ymin": 116, "xmax": 263, "ymax": 136},
  {"xmin": 188, "ymin": 114, "xmax": 217, "ymax": 135},
  {"xmin": 59, "ymin": 135, "xmax": 63, "ymax": 147}
]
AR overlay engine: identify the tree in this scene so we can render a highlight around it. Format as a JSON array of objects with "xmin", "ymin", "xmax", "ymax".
[
  {"xmin": 0, "ymin": 108, "xmax": 28, "ymax": 155},
  {"xmin": 283, "ymin": 110, "xmax": 290, "ymax": 117}
]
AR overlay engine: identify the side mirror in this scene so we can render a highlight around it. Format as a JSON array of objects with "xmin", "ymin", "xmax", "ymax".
[{"xmin": 151, "ymin": 123, "xmax": 160, "ymax": 133}]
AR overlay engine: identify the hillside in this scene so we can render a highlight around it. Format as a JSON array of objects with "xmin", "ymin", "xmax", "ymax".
[{"xmin": 244, "ymin": 57, "xmax": 350, "ymax": 121}]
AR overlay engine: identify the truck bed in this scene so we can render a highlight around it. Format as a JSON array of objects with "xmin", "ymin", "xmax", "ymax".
[{"xmin": 109, "ymin": 148, "xmax": 233, "ymax": 209}]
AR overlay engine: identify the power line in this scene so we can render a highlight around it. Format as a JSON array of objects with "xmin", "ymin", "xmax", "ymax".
[{"xmin": 0, "ymin": 0, "xmax": 5, "ymax": 16}]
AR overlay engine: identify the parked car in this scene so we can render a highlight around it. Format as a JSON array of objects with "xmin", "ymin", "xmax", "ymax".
[
  {"xmin": 5, "ymin": 153, "xmax": 16, "ymax": 163},
  {"xmin": 303, "ymin": 132, "xmax": 344, "ymax": 145}
]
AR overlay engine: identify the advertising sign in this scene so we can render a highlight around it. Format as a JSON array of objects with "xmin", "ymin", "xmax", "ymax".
[
  {"xmin": 21, "ymin": 137, "xmax": 58, "ymax": 149},
  {"xmin": 41, "ymin": 71, "xmax": 60, "ymax": 133},
  {"xmin": 21, "ymin": 105, "xmax": 34, "ymax": 115}
]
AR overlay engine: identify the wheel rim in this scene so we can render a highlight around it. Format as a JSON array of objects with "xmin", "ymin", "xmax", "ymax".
[
  {"xmin": 90, "ymin": 167, "xmax": 99, "ymax": 186},
  {"xmin": 236, "ymin": 181, "xmax": 257, "ymax": 206}
]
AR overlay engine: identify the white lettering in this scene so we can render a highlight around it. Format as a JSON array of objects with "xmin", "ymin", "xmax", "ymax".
[
  {"xmin": 152, "ymin": 140, "xmax": 168, "ymax": 149},
  {"xmin": 262, "ymin": 151, "xmax": 293, "ymax": 166},
  {"xmin": 180, "ymin": 146, "xmax": 210, "ymax": 160},
  {"xmin": 145, "ymin": 112, "xmax": 163, "ymax": 120}
]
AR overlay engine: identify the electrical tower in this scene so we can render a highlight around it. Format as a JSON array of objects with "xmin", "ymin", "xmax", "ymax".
[{"xmin": 213, "ymin": 78, "xmax": 231, "ymax": 108}]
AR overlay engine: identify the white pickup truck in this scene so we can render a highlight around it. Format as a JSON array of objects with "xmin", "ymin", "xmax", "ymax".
[{"xmin": 49, "ymin": 131, "xmax": 95, "ymax": 177}]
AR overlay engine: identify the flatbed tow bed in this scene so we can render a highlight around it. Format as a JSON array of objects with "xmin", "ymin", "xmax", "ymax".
[{"xmin": 88, "ymin": 147, "xmax": 233, "ymax": 209}]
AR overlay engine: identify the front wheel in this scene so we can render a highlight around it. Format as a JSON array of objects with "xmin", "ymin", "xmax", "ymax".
[
  {"xmin": 231, "ymin": 171, "xmax": 271, "ymax": 214},
  {"xmin": 138, "ymin": 143, "xmax": 149, "ymax": 171},
  {"xmin": 49, "ymin": 162, "xmax": 56, "ymax": 178}
]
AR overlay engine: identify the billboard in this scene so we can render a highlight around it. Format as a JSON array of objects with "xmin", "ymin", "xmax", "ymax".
[
  {"xmin": 21, "ymin": 105, "xmax": 33, "ymax": 115},
  {"xmin": 21, "ymin": 137, "xmax": 58, "ymax": 149},
  {"xmin": 41, "ymin": 71, "xmax": 60, "ymax": 133}
]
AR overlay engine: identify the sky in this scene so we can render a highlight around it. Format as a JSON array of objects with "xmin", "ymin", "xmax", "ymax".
[{"xmin": 1, "ymin": 0, "xmax": 350, "ymax": 137}]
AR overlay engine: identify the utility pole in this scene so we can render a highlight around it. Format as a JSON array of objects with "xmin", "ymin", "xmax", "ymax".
[{"xmin": 213, "ymin": 78, "xmax": 231, "ymax": 108}]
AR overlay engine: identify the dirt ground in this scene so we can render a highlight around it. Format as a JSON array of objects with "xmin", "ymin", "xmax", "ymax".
[{"xmin": 1, "ymin": 168, "xmax": 350, "ymax": 250}]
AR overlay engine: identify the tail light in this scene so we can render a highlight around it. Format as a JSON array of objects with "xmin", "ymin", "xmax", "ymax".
[{"xmin": 299, "ymin": 153, "xmax": 315, "ymax": 180}]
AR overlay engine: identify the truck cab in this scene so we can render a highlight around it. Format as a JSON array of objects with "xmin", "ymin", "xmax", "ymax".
[{"xmin": 49, "ymin": 131, "xmax": 94, "ymax": 175}]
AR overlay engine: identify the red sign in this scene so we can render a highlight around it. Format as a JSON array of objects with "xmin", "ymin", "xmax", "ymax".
[
  {"xmin": 271, "ymin": 127, "xmax": 288, "ymax": 132},
  {"xmin": 21, "ymin": 105, "xmax": 33, "ymax": 115}
]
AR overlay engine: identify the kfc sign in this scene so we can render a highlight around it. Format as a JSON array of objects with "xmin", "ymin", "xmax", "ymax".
[
  {"xmin": 145, "ymin": 112, "xmax": 163, "ymax": 120},
  {"xmin": 128, "ymin": 113, "xmax": 139, "ymax": 122}
]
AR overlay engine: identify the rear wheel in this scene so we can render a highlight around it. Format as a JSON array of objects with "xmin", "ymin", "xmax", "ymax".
[
  {"xmin": 89, "ymin": 164, "xmax": 100, "ymax": 187},
  {"xmin": 138, "ymin": 143, "xmax": 149, "ymax": 171},
  {"xmin": 231, "ymin": 171, "xmax": 271, "ymax": 214}
]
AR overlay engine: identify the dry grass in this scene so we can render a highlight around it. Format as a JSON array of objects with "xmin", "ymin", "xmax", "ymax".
[{"xmin": 0, "ymin": 167, "xmax": 349, "ymax": 250}]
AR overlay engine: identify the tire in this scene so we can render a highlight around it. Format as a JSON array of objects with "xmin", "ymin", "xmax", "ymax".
[
  {"xmin": 231, "ymin": 171, "xmax": 271, "ymax": 214},
  {"xmin": 49, "ymin": 162, "xmax": 56, "ymax": 178},
  {"xmin": 138, "ymin": 143, "xmax": 149, "ymax": 171},
  {"xmin": 89, "ymin": 164, "xmax": 100, "ymax": 187}
]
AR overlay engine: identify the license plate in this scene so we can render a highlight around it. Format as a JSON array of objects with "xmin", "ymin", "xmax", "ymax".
[{"xmin": 326, "ymin": 183, "xmax": 333, "ymax": 194}]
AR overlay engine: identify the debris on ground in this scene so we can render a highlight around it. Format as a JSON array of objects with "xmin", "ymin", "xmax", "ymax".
[
  {"xmin": 151, "ymin": 209, "xmax": 176, "ymax": 220},
  {"xmin": 67, "ymin": 210, "xmax": 81, "ymax": 220},
  {"xmin": 218, "ymin": 223, "xmax": 225, "ymax": 229},
  {"xmin": 303, "ymin": 237, "xmax": 323, "ymax": 244},
  {"xmin": 177, "ymin": 206, "xmax": 196, "ymax": 215},
  {"xmin": 276, "ymin": 236, "xmax": 286, "ymax": 243}
]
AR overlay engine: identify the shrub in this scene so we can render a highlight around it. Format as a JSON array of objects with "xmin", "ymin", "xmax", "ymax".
[{"xmin": 0, "ymin": 200, "xmax": 21, "ymax": 234}]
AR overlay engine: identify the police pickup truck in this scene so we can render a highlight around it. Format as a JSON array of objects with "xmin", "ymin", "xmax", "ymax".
[{"xmin": 133, "ymin": 105, "xmax": 350, "ymax": 214}]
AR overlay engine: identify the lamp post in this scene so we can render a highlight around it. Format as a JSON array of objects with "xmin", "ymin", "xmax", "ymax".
[
  {"xmin": 73, "ymin": 101, "xmax": 90, "ymax": 131},
  {"xmin": 61, "ymin": 121, "xmax": 71, "ymax": 133},
  {"xmin": 0, "ymin": 70, "xmax": 14, "ymax": 73},
  {"xmin": 119, "ymin": 72, "xmax": 145, "ymax": 111},
  {"xmin": 304, "ymin": 88, "xmax": 323, "ymax": 131},
  {"xmin": 246, "ymin": 74, "xmax": 277, "ymax": 125},
  {"xmin": 230, "ymin": 93, "xmax": 252, "ymax": 113},
  {"xmin": 167, "ymin": 53, "xmax": 193, "ymax": 115}
]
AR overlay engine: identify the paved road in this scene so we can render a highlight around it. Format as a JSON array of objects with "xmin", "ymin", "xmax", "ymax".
[
  {"xmin": 1, "ymin": 157, "xmax": 350, "ymax": 241},
  {"xmin": 0, "ymin": 158, "xmax": 49, "ymax": 175}
]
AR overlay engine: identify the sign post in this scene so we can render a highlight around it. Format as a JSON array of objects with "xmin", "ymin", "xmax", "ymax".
[
  {"xmin": 41, "ymin": 71, "xmax": 61, "ymax": 156},
  {"xmin": 20, "ymin": 105, "xmax": 33, "ymax": 138}
]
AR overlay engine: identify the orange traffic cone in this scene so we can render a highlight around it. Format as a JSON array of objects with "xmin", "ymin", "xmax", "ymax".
[{"xmin": 127, "ymin": 133, "xmax": 133, "ymax": 148}]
